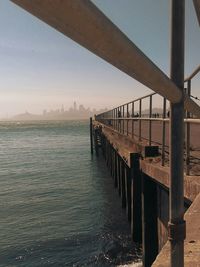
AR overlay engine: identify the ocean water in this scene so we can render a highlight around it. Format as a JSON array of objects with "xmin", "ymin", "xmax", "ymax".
[{"xmin": 0, "ymin": 121, "xmax": 141, "ymax": 267}]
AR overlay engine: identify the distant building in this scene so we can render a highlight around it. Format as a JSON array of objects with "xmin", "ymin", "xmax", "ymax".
[
  {"xmin": 61, "ymin": 104, "xmax": 64, "ymax": 113},
  {"xmin": 73, "ymin": 101, "xmax": 77, "ymax": 111},
  {"xmin": 79, "ymin": 104, "xmax": 85, "ymax": 112}
]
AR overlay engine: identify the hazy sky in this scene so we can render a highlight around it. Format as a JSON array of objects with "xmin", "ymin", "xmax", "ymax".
[{"xmin": 0, "ymin": 0, "xmax": 199, "ymax": 117}]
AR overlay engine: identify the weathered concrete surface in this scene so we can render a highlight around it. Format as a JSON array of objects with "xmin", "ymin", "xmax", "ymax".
[
  {"xmin": 95, "ymin": 122, "xmax": 161, "ymax": 164},
  {"xmin": 141, "ymin": 160, "xmax": 200, "ymax": 202},
  {"xmin": 10, "ymin": 0, "xmax": 200, "ymax": 116},
  {"xmin": 95, "ymin": 122, "xmax": 141, "ymax": 167},
  {"xmin": 152, "ymin": 192, "xmax": 200, "ymax": 267},
  {"xmin": 157, "ymin": 186, "xmax": 169, "ymax": 251}
]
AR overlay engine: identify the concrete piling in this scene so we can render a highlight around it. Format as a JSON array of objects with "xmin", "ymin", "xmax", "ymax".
[
  {"xmin": 114, "ymin": 151, "xmax": 118, "ymax": 188},
  {"xmin": 130, "ymin": 153, "xmax": 142, "ymax": 243},
  {"xmin": 125, "ymin": 165, "xmax": 131, "ymax": 222},
  {"xmin": 117, "ymin": 155, "xmax": 121, "ymax": 197},
  {"xmin": 121, "ymin": 159, "xmax": 126, "ymax": 209},
  {"xmin": 142, "ymin": 173, "xmax": 158, "ymax": 267},
  {"xmin": 90, "ymin": 117, "xmax": 93, "ymax": 154}
]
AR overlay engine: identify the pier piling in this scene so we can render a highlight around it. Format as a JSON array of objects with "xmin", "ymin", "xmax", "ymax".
[
  {"xmin": 90, "ymin": 117, "xmax": 93, "ymax": 154},
  {"xmin": 142, "ymin": 174, "xmax": 158, "ymax": 267},
  {"xmin": 130, "ymin": 153, "xmax": 142, "ymax": 243},
  {"xmin": 125, "ymin": 165, "xmax": 131, "ymax": 222},
  {"xmin": 121, "ymin": 159, "xmax": 126, "ymax": 209}
]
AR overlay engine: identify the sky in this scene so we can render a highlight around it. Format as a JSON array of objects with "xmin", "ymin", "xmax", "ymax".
[{"xmin": 0, "ymin": 0, "xmax": 199, "ymax": 117}]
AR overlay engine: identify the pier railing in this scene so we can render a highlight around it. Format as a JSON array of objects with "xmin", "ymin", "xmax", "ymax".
[{"xmin": 96, "ymin": 65, "xmax": 200, "ymax": 175}]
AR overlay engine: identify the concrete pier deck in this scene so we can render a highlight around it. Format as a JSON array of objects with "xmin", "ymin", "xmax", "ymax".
[{"xmin": 153, "ymin": 193, "xmax": 200, "ymax": 267}]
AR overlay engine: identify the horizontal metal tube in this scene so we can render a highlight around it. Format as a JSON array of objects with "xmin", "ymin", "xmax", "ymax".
[
  {"xmin": 96, "ymin": 117, "xmax": 200, "ymax": 123},
  {"xmin": 11, "ymin": 0, "xmax": 182, "ymax": 103},
  {"xmin": 11, "ymin": 0, "xmax": 200, "ymax": 117},
  {"xmin": 193, "ymin": 0, "xmax": 200, "ymax": 26},
  {"xmin": 184, "ymin": 95, "xmax": 200, "ymax": 117},
  {"xmin": 184, "ymin": 65, "xmax": 200, "ymax": 82}
]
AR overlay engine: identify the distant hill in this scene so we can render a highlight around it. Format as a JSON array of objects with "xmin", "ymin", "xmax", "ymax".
[
  {"xmin": 9, "ymin": 112, "xmax": 93, "ymax": 121},
  {"xmin": 3, "ymin": 109, "xmax": 108, "ymax": 121},
  {"xmin": 11, "ymin": 112, "xmax": 41, "ymax": 121}
]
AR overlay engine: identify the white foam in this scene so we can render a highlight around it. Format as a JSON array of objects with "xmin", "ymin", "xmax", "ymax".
[{"xmin": 118, "ymin": 262, "xmax": 142, "ymax": 267}]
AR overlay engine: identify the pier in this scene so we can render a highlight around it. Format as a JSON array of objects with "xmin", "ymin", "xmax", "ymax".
[
  {"xmin": 91, "ymin": 88, "xmax": 200, "ymax": 266},
  {"xmin": 9, "ymin": 0, "xmax": 200, "ymax": 266}
]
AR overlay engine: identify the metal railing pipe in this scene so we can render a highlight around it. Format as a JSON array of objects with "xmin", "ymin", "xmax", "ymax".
[
  {"xmin": 193, "ymin": 0, "xmax": 200, "ymax": 26},
  {"xmin": 186, "ymin": 80, "xmax": 191, "ymax": 175},
  {"xmin": 149, "ymin": 95, "xmax": 152, "ymax": 145},
  {"xmin": 139, "ymin": 99, "xmax": 142, "ymax": 141},
  {"xmin": 184, "ymin": 65, "xmax": 200, "ymax": 82},
  {"xmin": 126, "ymin": 104, "xmax": 129, "ymax": 135},
  {"xmin": 132, "ymin": 102, "xmax": 134, "ymax": 138},
  {"xmin": 122, "ymin": 105, "xmax": 125, "ymax": 134},
  {"xmin": 169, "ymin": 1, "xmax": 185, "ymax": 266},
  {"xmin": 11, "ymin": 0, "xmax": 184, "ymax": 104},
  {"xmin": 162, "ymin": 98, "xmax": 167, "ymax": 166}
]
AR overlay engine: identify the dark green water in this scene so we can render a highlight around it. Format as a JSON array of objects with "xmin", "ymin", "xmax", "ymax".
[{"xmin": 0, "ymin": 121, "xmax": 141, "ymax": 267}]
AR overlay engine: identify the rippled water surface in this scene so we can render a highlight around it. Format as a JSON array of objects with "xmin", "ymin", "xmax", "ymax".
[{"xmin": 0, "ymin": 121, "xmax": 141, "ymax": 266}]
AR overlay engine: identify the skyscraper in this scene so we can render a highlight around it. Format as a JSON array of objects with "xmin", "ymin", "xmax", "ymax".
[
  {"xmin": 61, "ymin": 104, "xmax": 64, "ymax": 113},
  {"xmin": 73, "ymin": 101, "xmax": 77, "ymax": 111}
]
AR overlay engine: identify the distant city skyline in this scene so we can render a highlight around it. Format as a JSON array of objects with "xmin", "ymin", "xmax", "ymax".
[
  {"xmin": 41, "ymin": 101, "xmax": 108, "ymax": 117},
  {"xmin": 0, "ymin": 1, "xmax": 199, "ymax": 118},
  {"xmin": 0, "ymin": 101, "xmax": 108, "ymax": 120}
]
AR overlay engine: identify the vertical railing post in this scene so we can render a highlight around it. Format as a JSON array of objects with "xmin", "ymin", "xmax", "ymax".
[
  {"xmin": 186, "ymin": 79, "xmax": 191, "ymax": 175},
  {"xmin": 162, "ymin": 98, "xmax": 166, "ymax": 166},
  {"xmin": 123, "ymin": 105, "xmax": 125, "ymax": 134},
  {"xmin": 112, "ymin": 109, "xmax": 114, "ymax": 129},
  {"xmin": 149, "ymin": 95, "xmax": 152, "ymax": 145},
  {"xmin": 117, "ymin": 107, "xmax": 119, "ymax": 132},
  {"xmin": 127, "ymin": 104, "xmax": 129, "ymax": 135},
  {"xmin": 113, "ymin": 109, "xmax": 115, "ymax": 129},
  {"xmin": 120, "ymin": 106, "xmax": 122, "ymax": 133},
  {"xmin": 111, "ymin": 110, "xmax": 112, "ymax": 126},
  {"xmin": 139, "ymin": 99, "xmax": 142, "ymax": 141},
  {"xmin": 115, "ymin": 108, "xmax": 117, "ymax": 130},
  {"xmin": 169, "ymin": 1, "xmax": 186, "ymax": 266},
  {"xmin": 115, "ymin": 108, "xmax": 118, "ymax": 130},
  {"xmin": 119, "ymin": 107, "xmax": 120, "ymax": 133},
  {"xmin": 113, "ymin": 109, "xmax": 115, "ymax": 130},
  {"xmin": 132, "ymin": 101, "xmax": 134, "ymax": 138}
]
